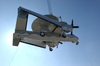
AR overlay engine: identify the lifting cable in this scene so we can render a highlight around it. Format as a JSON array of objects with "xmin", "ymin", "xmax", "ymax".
[
  {"xmin": 47, "ymin": 0, "xmax": 52, "ymax": 14},
  {"xmin": 9, "ymin": 46, "xmax": 20, "ymax": 66},
  {"xmin": 79, "ymin": 45, "xmax": 93, "ymax": 66}
]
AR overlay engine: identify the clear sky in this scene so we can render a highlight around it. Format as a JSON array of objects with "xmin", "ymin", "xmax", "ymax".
[{"xmin": 0, "ymin": 0, "xmax": 100, "ymax": 66}]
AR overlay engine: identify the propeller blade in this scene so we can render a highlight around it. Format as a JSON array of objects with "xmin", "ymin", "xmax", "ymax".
[
  {"xmin": 71, "ymin": 19, "xmax": 73, "ymax": 26},
  {"xmin": 71, "ymin": 19, "xmax": 79, "ymax": 28},
  {"xmin": 73, "ymin": 26, "xmax": 79, "ymax": 28}
]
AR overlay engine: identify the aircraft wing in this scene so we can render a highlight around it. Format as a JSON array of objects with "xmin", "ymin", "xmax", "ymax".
[{"xmin": 18, "ymin": 7, "xmax": 62, "ymax": 27}]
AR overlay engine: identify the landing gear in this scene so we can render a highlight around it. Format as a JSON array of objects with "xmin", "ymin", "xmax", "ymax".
[
  {"xmin": 43, "ymin": 41, "xmax": 46, "ymax": 44},
  {"xmin": 57, "ymin": 46, "xmax": 58, "ymax": 48},
  {"xmin": 76, "ymin": 42, "xmax": 79, "ymax": 45},
  {"xmin": 49, "ymin": 47, "xmax": 53, "ymax": 51},
  {"xmin": 59, "ymin": 42, "xmax": 63, "ymax": 44},
  {"xmin": 62, "ymin": 34, "xmax": 66, "ymax": 38},
  {"xmin": 40, "ymin": 32, "xmax": 45, "ymax": 37}
]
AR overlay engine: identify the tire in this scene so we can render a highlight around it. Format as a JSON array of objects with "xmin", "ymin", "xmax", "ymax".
[
  {"xmin": 49, "ymin": 48, "xmax": 53, "ymax": 51},
  {"xmin": 76, "ymin": 42, "xmax": 79, "ymax": 45},
  {"xmin": 62, "ymin": 34, "xmax": 66, "ymax": 38}
]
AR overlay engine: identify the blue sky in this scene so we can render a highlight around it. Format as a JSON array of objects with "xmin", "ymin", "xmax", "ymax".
[{"xmin": 0, "ymin": 0, "xmax": 100, "ymax": 66}]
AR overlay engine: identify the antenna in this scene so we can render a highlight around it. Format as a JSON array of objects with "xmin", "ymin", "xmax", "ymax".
[{"xmin": 47, "ymin": 0, "xmax": 52, "ymax": 15}]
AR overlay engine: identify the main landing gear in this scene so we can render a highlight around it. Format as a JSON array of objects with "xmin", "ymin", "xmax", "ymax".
[
  {"xmin": 62, "ymin": 34, "xmax": 66, "ymax": 38},
  {"xmin": 49, "ymin": 47, "xmax": 53, "ymax": 51}
]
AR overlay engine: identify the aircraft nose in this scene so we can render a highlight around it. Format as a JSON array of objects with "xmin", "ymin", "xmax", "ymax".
[
  {"xmin": 74, "ymin": 36, "xmax": 79, "ymax": 40},
  {"xmin": 68, "ymin": 28, "xmax": 73, "ymax": 32},
  {"xmin": 62, "ymin": 26, "xmax": 73, "ymax": 32}
]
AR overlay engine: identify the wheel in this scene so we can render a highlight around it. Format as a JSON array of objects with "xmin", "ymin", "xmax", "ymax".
[
  {"xmin": 49, "ymin": 48, "xmax": 53, "ymax": 51},
  {"xmin": 43, "ymin": 41, "xmax": 46, "ymax": 44},
  {"xmin": 40, "ymin": 32, "xmax": 45, "ymax": 37},
  {"xmin": 62, "ymin": 34, "xmax": 66, "ymax": 38},
  {"xmin": 76, "ymin": 42, "xmax": 79, "ymax": 45}
]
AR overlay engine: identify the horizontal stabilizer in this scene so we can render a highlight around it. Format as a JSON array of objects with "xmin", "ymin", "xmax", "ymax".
[{"xmin": 21, "ymin": 38, "xmax": 46, "ymax": 48}]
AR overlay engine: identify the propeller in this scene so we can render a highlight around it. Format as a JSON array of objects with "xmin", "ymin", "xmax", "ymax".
[{"xmin": 71, "ymin": 19, "xmax": 79, "ymax": 35}]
